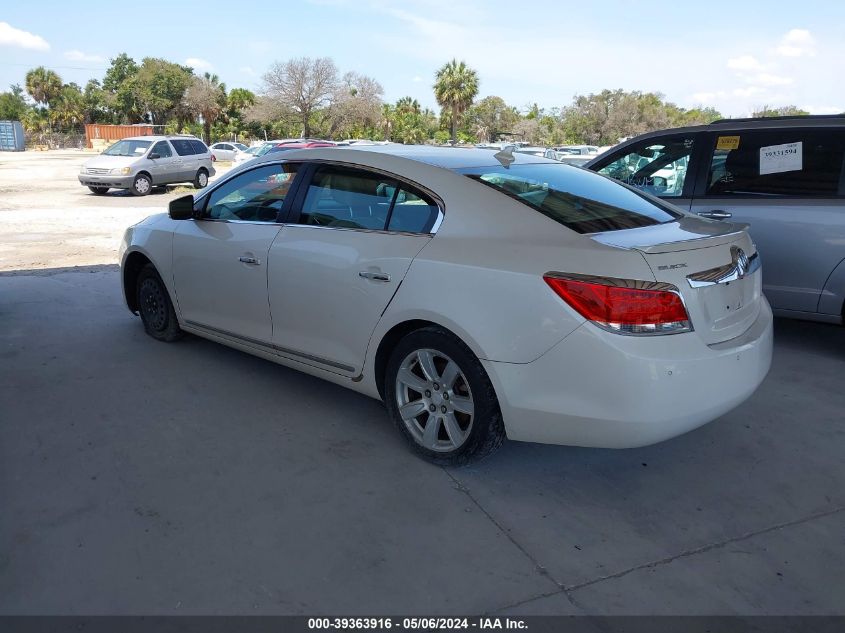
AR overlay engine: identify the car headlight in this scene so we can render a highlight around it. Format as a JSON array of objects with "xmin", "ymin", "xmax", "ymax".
[{"xmin": 111, "ymin": 167, "xmax": 131, "ymax": 175}]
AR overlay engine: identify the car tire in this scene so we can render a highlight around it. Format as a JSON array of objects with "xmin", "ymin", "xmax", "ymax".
[
  {"xmin": 193, "ymin": 169, "xmax": 209, "ymax": 189},
  {"xmin": 88, "ymin": 186, "xmax": 109, "ymax": 195},
  {"xmin": 384, "ymin": 327, "xmax": 505, "ymax": 466},
  {"xmin": 136, "ymin": 264, "xmax": 183, "ymax": 342},
  {"xmin": 131, "ymin": 173, "xmax": 152, "ymax": 196}
]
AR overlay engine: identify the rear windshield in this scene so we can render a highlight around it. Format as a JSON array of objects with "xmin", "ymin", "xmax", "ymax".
[
  {"xmin": 103, "ymin": 139, "xmax": 151, "ymax": 157},
  {"xmin": 458, "ymin": 163, "xmax": 683, "ymax": 233}
]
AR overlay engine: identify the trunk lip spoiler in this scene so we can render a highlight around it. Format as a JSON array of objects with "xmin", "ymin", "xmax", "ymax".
[{"xmin": 590, "ymin": 221, "xmax": 750, "ymax": 254}]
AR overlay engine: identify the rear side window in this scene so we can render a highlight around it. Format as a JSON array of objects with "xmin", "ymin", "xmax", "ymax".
[
  {"xmin": 297, "ymin": 165, "xmax": 438, "ymax": 233},
  {"xmin": 707, "ymin": 130, "xmax": 845, "ymax": 197},
  {"xmin": 170, "ymin": 139, "xmax": 196, "ymax": 156},
  {"xmin": 190, "ymin": 139, "xmax": 208, "ymax": 154},
  {"xmin": 459, "ymin": 163, "xmax": 682, "ymax": 234}
]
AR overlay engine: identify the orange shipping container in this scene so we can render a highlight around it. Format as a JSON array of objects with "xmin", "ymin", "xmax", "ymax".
[{"xmin": 84, "ymin": 124, "xmax": 155, "ymax": 149}]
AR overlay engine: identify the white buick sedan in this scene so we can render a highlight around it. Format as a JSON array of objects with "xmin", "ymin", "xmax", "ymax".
[{"xmin": 119, "ymin": 146, "xmax": 773, "ymax": 465}]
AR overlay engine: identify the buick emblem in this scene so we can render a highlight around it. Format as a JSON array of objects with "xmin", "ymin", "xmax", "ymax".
[{"xmin": 731, "ymin": 246, "xmax": 750, "ymax": 278}]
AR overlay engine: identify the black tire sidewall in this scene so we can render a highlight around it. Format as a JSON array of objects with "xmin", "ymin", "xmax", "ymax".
[
  {"xmin": 136, "ymin": 266, "xmax": 181, "ymax": 341},
  {"xmin": 384, "ymin": 327, "xmax": 504, "ymax": 466},
  {"xmin": 88, "ymin": 186, "xmax": 108, "ymax": 195},
  {"xmin": 194, "ymin": 169, "xmax": 208, "ymax": 189}
]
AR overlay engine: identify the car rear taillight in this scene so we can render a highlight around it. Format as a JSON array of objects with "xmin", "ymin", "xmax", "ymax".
[{"xmin": 543, "ymin": 274, "xmax": 692, "ymax": 335}]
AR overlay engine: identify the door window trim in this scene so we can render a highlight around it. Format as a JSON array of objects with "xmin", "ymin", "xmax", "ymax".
[{"xmin": 284, "ymin": 160, "xmax": 445, "ymax": 235}]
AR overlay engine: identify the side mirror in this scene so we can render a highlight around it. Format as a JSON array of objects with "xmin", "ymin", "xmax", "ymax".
[
  {"xmin": 169, "ymin": 195, "xmax": 195, "ymax": 220},
  {"xmin": 148, "ymin": 152, "xmax": 161, "ymax": 160}
]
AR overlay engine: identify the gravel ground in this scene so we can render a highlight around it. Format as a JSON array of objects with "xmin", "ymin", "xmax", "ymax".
[{"xmin": 0, "ymin": 150, "xmax": 230, "ymax": 273}]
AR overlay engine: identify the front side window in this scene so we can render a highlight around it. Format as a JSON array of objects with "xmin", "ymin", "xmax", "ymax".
[
  {"xmin": 707, "ymin": 130, "xmax": 845, "ymax": 197},
  {"xmin": 103, "ymin": 139, "xmax": 151, "ymax": 157},
  {"xmin": 597, "ymin": 137, "xmax": 695, "ymax": 198},
  {"xmin": 459, "ymin": 163, "xmax": 682, "ymax": 234},
  {"xmin": 204, "ymin": 164, "xmax": 299, "ymax": 222},
  {"xmin": 150, "ymin": 141, "xmax": 172, "ymax": 158},
  {"xmin": 298, "ymin": 166, "xmax": 438, "ymax": 232}
]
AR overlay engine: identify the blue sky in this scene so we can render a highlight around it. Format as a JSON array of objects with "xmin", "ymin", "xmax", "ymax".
[{"xmin": 1, "ymin": 0, "xmax": 843, "ymax": 116}]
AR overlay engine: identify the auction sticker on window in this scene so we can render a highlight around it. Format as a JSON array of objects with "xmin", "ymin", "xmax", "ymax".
[
  {"xmin": 716, "ymin": 135, "xmax": 740, "ymax": 151},
  {"xmin": 760, "ymin": 141, "xmax": 802, "ymax": 175}
]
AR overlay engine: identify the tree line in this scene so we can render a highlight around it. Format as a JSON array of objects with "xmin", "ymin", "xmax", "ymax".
[{"xmin": 0, "ymin": 54, "xmax": 815, "ymax": 147}]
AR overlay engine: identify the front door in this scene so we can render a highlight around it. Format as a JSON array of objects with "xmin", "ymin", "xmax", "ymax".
[
  {"xmin": 172, "ymin": 163, "xmax": 300, "ymax": 342},
  {"xmin": 267, "ymin": 164, "xmax": 441, "ymax": 375},
  {"xmin": 147, "ymin": 140, "xmax": 176, "ymax": 184}
]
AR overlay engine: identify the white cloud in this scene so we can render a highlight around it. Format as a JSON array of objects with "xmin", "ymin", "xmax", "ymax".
[
  {"xmin": 727, "ymin": 55, "xmax": 764, "ymax": 71},
  {"xmin": 412, "ymin": 75, "xmax": 423, "ymax": 83},
  {"xmin": 64, "ymin": 49, "xmax": 104, "ymax": 63},
  {"xmin": 733, "ymin": 86, "xmax": 764, "ymax": 98},
  {"xmin": 0, "ymin": 21, "xmax": 49, "ymax": 51},
  {"xmin": 691, "ymin": 91, "xmax": 727, "ymax": 104},
  {"xmin": 775, "ymin": 29, "xmax": 816, "ymax": 57},
  {"xmin": 751, "ymin": 73, "xmax": 794, "ymax": 87},
  {"xmin": 799, "ymin": 105, "xmax": 843, "ymax": 115},
  {"xmin": 185, "ymin": 57, "xmax": 213, "ymax": 70},
  {"xmin": 239, "ymin": 66, "xmax": 257, "ymax": 77}
]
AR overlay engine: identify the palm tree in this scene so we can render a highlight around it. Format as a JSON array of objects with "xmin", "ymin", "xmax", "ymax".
[
  {"xmin": 25, "ymin": 66, "xmax": 63, "ymax": 108},
  {"xmin": 185, "ymin": 72, "xmax": 227, "ymax": 144},
  {"xmin": 433, "ymin": 59, "xmax": 479, "ymax": 142}
]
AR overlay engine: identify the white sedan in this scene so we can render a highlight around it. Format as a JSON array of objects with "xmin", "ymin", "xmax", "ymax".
[
  {"xmin": 119, "ymin": 146, "xmax": 773, "ymax": 465},
  {"xmin": 209, "ymin": 141, "xmax": 249, "ymax": 161}
]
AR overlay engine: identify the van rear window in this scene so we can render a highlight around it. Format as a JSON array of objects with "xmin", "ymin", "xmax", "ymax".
[
  {"xmin": 458, "ymin": 163, "xmax": 682, "ymax": 234},
  {"xmin": 171, "ymin": 139, "xmax": 197, "ymax": 156}
]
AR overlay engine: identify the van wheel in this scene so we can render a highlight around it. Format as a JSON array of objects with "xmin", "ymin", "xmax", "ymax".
[
  {"xmin": 131, "ymin": 173, "xmax": 152, "ymax": 196},
  {"xmin": 193, "ymin": 169, "xmax": 209, "ymax": 189},
  {"xmin": 88, "ymin": 186, "xmax": 109, "ymax": 195},
  {"xmin": 384, "ymin": 327, "xmax": 505, "ymax": 466},
  {"xmin": 136, "ymin": 264, "xmax": 183, "ymax": 342}
]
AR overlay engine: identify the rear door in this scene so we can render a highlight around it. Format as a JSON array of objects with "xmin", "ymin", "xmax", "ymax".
[
  {"xmin": 266, "ymin": 163, "xmax": 441, "ymax": 375},
  {"xmin": 689, "ymin": 128, "xmax": 845, "ymax": 313},
  {"xmin": 590, "ymin": 132, "xmax": 704, "ymax": 212}
]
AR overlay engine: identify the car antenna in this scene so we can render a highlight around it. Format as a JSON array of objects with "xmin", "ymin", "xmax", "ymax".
[{"xmin": 494, "ymin": 146, "xmax": 515, "ymax": 168}]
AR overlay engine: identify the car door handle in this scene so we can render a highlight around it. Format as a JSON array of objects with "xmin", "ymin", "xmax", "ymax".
[
  {"xmin": 359, "ymin": 271, "xmax": 391, "ymax": 282},
  {"xmin": 239, "ymin": 256, "xmax": 260, "ymax": 265},
  {"xmin": 698, "ymin": 210, "xmax": 732, "ymax": 220}
]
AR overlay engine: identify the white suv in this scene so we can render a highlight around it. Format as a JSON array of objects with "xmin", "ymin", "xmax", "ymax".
[{"xmin": 79, "ymin": 135, "xmax": 216, "ymax": 196}]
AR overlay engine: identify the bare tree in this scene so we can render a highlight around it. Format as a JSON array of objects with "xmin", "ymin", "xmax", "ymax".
[
  {"xmin": 261, "ymin": 57, "xmax": 338, "ymax": 137},
  {"xmin": 327, "ymin": 71, "xmax": 384, "ymax": 138}
]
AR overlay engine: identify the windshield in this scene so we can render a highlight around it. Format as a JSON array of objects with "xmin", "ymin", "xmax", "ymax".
[
  {"xmin": 233, "ymin": 143, "xmax": 248, "ymax": 151},
  {"xmin": 103, "ymin": 139, "xmax": 152, "ymax": 157},
  {"xmin": 458, "ymin": 163, "xmax": 683, "ymax": 234},
  {"xmin": 255, "ymin": 144, "xmax": 276, "ymax": 157}
]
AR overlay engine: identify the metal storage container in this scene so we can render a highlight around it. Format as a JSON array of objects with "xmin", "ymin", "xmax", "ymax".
[{"xmin": 0, "ymin": 120, "xmax": 25, "ymax": 151}]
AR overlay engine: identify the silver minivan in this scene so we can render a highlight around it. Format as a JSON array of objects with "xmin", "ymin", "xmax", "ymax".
[
  {"xmin": 79, "ymin": 135, "xmax": 216, "ymax": 196},
  {"xmin": 586, "ymin": 115, "xmax": 845, "ymax": 325}
]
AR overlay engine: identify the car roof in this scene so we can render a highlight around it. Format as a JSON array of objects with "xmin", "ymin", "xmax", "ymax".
[
  {"xmin": 116, "ymin": 135, "xmax": 202, "ymax": 142},
  {"xmin": 248, "ymin": 144, "xmax": 556, "ymax": 170}
]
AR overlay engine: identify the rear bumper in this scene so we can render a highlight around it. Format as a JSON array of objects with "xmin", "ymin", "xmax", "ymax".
[
  {"xmin": 484, "ymin": 298, "xmax": 773, "ymax": 448},
  {"xmin": 78, "ymin": 174, "xmax": 133, "ymax": 189}
]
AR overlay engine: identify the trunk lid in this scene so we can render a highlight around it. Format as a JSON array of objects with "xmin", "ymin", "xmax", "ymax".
[{"xmin": 592, "ymin": 216, "xmax": 763, "ymax": 345}]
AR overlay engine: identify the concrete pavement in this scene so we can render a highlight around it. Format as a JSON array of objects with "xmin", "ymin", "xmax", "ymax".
[{"xmin": 1, "ymin": 268, "xmax": 843, "ymax": 614}]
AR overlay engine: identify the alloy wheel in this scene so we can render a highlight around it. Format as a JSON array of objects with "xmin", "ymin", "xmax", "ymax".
[{"xmin": 394, "ymin": 348, "xmax": 474, "ymax": 452}]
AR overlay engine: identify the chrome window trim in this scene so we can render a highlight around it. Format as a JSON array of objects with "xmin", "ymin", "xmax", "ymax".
[{"xmin": 544, "ymin": 271, "xmax": 694, "ymax": 336}]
